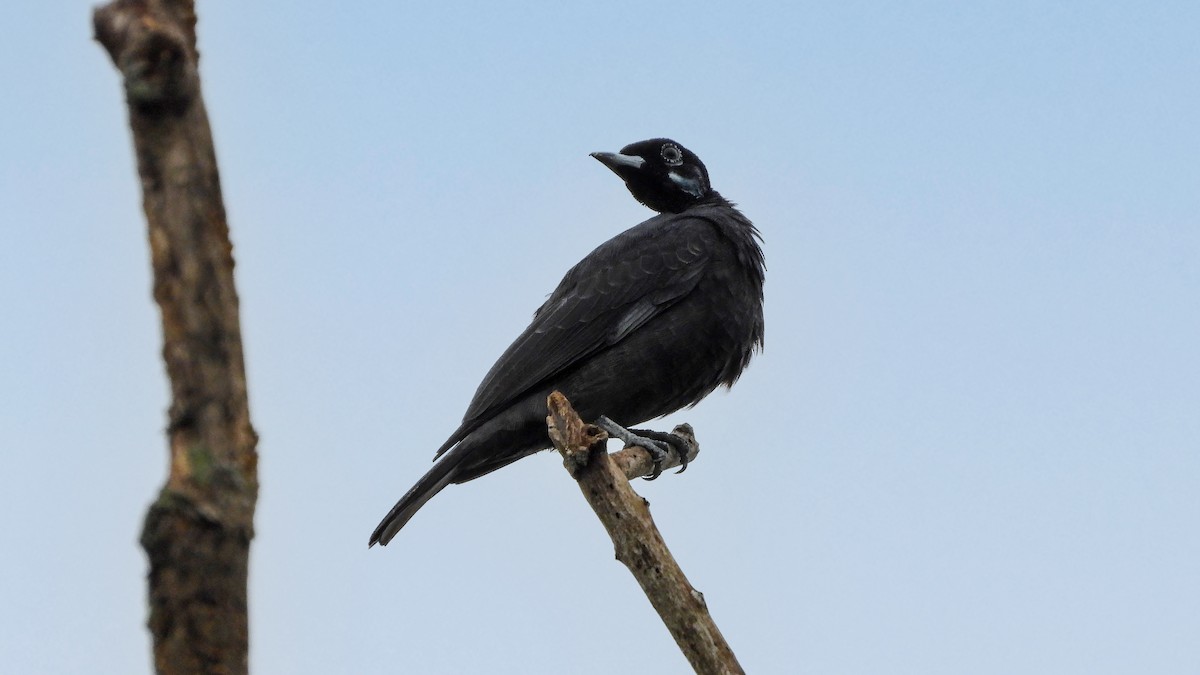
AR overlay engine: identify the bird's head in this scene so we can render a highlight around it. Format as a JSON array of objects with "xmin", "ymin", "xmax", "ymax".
[{"xmin": 591, "ymin": 138, "xmax": 712, "ymax": 214}]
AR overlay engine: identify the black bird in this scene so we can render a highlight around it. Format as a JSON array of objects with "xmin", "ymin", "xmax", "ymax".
[{"xmin": 370, "ymin": 138, "xmax": 764, "ymax": 546}]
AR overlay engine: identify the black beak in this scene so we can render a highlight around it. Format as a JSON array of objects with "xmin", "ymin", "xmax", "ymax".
[{"xmin": 590, "ymin": 151, "xmax": 645, "ymax": 175}]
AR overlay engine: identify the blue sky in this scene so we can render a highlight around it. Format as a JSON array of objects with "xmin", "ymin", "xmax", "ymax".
[{"xmin": 3, "ymin": 2, "xmax": 1198, "ymax": 673}]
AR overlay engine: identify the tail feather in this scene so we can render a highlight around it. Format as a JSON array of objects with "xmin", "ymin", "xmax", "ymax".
[{"xmin": 369, "ymin": 443, "xmax": 471, "ymax": 547}]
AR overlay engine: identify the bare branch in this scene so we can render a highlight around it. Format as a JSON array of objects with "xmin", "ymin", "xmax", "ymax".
[
  {"xmin": 94, "ymin": 1, "xmax": 257, "ymax": 673},
  {"xmin": 546, "ymin": 392, "xmax": 744, "ymax": 675}
]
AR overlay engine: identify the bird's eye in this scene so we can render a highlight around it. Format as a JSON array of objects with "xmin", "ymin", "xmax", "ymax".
[{"xmin": 661, "ymin": 144, "xmax": 684, "ymax": 166}]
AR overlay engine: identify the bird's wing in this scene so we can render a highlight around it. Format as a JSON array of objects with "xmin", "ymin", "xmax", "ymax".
[{"xmin": 444, "ymin": 214, "xmax": 719, "ymax": 448}]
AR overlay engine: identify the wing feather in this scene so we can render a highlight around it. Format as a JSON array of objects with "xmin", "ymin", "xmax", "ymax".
[{"xmin": 449, "ymin": 214, "xmax": 718, "ymax": 441}]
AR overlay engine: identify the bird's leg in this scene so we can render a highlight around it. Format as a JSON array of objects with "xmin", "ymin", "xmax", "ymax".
[{"xmin": 595, "ymin": 416, "xmax": 687, "ymax": 480}]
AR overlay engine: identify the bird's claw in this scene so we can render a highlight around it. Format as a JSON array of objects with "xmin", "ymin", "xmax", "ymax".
[
  {"xmin": 596, "ymin": 417, "xmax": 685, "ymax": 480},
  {"xmin": 629, "ymin": 427, "xmax": 692, "ymax": 477},
  {"xmin": 675, "ymin": 448, "xmax": 689, "ymax": 474},
  {"xmin": 641, "ymin": 439, "xmax": 670, "ymax": 480}
]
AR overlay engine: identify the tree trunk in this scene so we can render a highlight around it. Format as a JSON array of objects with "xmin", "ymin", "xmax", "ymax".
[{"xmin": 93, "ymin": 2, "xmax": 258, "ymax": 673}]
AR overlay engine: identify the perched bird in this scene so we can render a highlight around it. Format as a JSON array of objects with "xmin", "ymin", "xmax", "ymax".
[{"xmin": 370, "ymin": 138, "xmax": 765, "ymax": 546}]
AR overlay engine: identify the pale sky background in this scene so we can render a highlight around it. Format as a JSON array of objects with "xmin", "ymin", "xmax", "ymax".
[{"xmin": 3, "ymin": 2, "xmax": 1198, "ymax": 673}]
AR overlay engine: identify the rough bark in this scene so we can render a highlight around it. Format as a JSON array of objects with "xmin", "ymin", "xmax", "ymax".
[
  {"xmin": 93, "ymin": 2, "xmax": 258, "ymax": 673},
  {"xmin": 546, "ymin": 392, "xmax": 744, "ymax": 675}
]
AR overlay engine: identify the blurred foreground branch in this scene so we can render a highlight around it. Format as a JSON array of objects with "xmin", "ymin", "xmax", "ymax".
[
  {"xmin": 93, "ymin": 1, "xmax": 258, "ymax": 673},
  {"xmin": 546, "ymin": 392, "xmax": 744, "ymax": 675}
]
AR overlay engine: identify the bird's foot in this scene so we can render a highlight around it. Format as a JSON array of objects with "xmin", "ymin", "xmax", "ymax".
[
  {"xmin": 595, "ymin": 417, "xmax": 690, "ymax": 480},
  {"xmin": 630, "ymin": 428, "xmax": 693, "ymax": 476}
]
